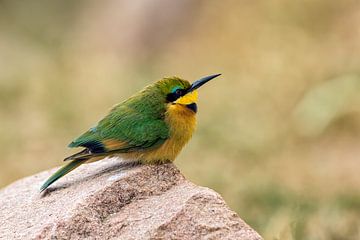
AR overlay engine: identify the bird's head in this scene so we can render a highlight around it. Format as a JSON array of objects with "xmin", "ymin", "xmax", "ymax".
[{"xmin": 156, "ymin": 74, "xmax": 221, "ymax": 113}]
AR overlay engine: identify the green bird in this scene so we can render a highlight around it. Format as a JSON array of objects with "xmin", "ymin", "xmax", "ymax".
[{"xmin": 40, "ymin": 74, "xmax": 221, "ymax": 192}]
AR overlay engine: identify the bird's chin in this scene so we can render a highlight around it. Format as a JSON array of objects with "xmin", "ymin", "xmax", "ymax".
[{"xmin": 186, "ymin": 103, "xmax": 197, "ymax": 113}]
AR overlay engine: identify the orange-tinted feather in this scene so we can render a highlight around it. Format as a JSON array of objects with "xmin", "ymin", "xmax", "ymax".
[{"xmin": 102, "ymin": 139, "xmax": 129, "ymax": 150}]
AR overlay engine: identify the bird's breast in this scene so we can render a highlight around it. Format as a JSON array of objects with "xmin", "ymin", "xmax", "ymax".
[
  {"xmin": 138, "ymin": 103, "xmax": 196, "ymax": 163},
  {"xmin": 165, "ymin": 103, "xmax": 197, "ymax": 141}
]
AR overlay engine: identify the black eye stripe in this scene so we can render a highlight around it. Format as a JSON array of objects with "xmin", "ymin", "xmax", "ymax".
[
  {"xmin": 166, "ymin": 88, "xmax": 186, "ymax": 102},
  {"xmin": 166, "ymin": 92, "xmax": 177, "ymax": 102}
]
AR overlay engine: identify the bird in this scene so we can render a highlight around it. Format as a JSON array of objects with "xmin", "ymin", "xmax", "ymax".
[{"xmin": 40, "ymin": 74, "xmax": 221, "ymax": 192}]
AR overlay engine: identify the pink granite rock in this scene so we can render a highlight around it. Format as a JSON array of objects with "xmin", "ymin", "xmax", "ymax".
[{"xmin": 0, "ymin": 158, "xmax": 262, "ymax": 240}]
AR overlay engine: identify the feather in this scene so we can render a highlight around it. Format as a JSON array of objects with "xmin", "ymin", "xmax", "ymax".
[{"xmin": 40, "ymin": 158, "xmax": 88, "ymax": 192}]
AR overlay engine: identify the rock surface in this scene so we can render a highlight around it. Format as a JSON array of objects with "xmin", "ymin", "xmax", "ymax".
[{"xmin": 0, "ymin": 157, "xmax": 262, "ymax": 240}]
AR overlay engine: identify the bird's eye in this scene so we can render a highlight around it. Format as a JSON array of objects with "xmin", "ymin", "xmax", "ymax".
[
  {"xmin": 166, "ymin": 87, "xmax": 184, "ymax": 102},
  {"xmin": 175, "ymin": 89, "xmax": 182, "ymax": 96}
]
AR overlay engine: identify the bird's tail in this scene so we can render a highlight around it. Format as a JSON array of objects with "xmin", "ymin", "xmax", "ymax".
[{"xmin": 40, "ymin": 158, "xmax": 88, "ymax": 192}]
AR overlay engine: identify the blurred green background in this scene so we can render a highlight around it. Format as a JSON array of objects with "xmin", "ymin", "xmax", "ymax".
[{"xmin": 1, "ymin": 1, "xmax": 360, "ymax": 239}]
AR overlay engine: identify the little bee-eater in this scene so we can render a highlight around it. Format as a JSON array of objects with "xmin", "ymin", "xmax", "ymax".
[{"xmin": 40, "ymin": 74, "xmax": 221, "ymax": 191}]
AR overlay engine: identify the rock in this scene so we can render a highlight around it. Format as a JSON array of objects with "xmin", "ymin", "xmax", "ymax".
[{"xmin": 0, "ymin": 157, "xmax": 262, "ymax": 240}]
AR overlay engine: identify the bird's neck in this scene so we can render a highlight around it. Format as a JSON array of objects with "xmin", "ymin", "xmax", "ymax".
[
  {"xmin": 133, "ymin": 103, "xmax": 196, "ymax": 164},
  {"xmin": 165, "ymin": 103, "xmax": 196, "ymax": 145}
]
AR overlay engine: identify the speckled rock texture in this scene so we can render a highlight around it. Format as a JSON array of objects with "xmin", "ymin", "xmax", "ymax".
[{"xmin": 0, "ymin": 157, "xmax": 262, "ymax": 240}]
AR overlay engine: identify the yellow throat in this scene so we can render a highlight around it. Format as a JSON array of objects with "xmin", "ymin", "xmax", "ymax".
[{"xmin": 174, "ymin": 90, "xmax": 198, "ymax": 105}]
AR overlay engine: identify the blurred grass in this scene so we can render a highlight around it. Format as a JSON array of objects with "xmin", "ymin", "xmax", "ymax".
[{"xmin": 1, "ymin": 0, "xmax": 360, "ymax": 239}]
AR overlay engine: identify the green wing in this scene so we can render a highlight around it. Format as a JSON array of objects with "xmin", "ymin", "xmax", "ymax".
[
  {"xmin": 41, "ymin": 93, "xmax": 169, "ymax": 191},
  {"xmin": 66, "ymin": 102, "xmax": 169, "ymax": 160}
]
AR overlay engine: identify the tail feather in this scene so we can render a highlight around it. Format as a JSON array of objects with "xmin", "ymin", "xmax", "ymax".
[
  {"xmin": 40, "ymin": 158, "xmax": 88, "ymax": 192},
  {"xmin": 63, "ymin": 149, "xmax": 90, "ymax": 161}
]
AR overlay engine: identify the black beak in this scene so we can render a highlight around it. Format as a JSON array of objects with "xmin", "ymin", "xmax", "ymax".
[{"xmin": 188, "ymin": 74, "xmax": 221, "ymax": 93}]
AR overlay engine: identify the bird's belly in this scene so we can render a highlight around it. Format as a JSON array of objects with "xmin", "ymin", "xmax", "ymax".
[{"xmin": 130, "ymin": 104, "xmax": 196, "ymax": 163}]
